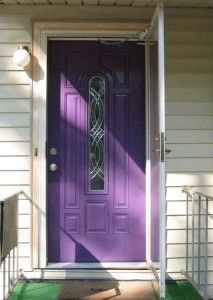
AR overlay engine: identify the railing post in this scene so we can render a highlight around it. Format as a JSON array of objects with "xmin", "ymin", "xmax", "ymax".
[
  {"xmin": 186, "ymin": 192, "xmax": 189, "ymax": 275},
  {"xmin": 12, "ymin": 248, "xmax": 15, "ymax": 285},
  {"xmin": 205, "ymin": 197, "xmax": 208, "ymax": 300},
  {"xmin": 8, "ymin": 254, "xmax": 11, "ymax": 295},
  {"xmin": 192, "ymin": 192, "xmax": 195, "ymax": 282},
  {"xmin": 198, "ymin": 195, "xmax": 201, "ymax": 289}
]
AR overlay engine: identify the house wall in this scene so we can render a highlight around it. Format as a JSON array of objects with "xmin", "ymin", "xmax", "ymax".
[
  {"xmin": 0, "ymin": 16, "xmax": 32, "ymax": 271},
  {"xmin": 0, "ymin": 5, "xmax": 213, "ymax": 282},
  {"xmin": 165, "ymin": 9, "xmax": 213, "ymax": 292},
  {"xmin": 0, "ymin": 7, "xmax": 152, "ymax": 274}
]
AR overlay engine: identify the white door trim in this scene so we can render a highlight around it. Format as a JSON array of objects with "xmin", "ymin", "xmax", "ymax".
[{"xmin": 32, "ymin": 21, "xmax": 149, "ymax": 269}]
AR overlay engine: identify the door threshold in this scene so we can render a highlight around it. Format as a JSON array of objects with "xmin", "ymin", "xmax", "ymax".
[
  {"xmin": 22, "ymin": 268, "xmax": 185, "ymax": 281},
  {"xmin": 47, "ymin": 262, "xmax": 148, "ymax": 270},
  {"xmin": 23, "ymin": 268, "xmax": 156, "ymax": 281}
]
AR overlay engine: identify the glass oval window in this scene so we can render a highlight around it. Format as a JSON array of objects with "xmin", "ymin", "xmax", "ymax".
[{"xmin": 88, "ymin": 76, "xmax": 105, "ymax": 190}]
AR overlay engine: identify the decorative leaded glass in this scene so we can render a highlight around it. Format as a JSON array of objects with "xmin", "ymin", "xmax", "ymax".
[{"xmin": 89, "ymin": 76, "xmax": 105, "ymax": 190}]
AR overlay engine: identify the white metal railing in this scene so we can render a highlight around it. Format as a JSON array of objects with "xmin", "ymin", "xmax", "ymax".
[
  {"xmin": 0, "ymin": 248, "xmax": 19, "ymax": 300},
  {"xmin": 182, "ymin": 189, "xmax": 213, "ymax": 300},
  {"xmin": 0, "ymin": 193, "xmax": 20, "ymax": 300}
]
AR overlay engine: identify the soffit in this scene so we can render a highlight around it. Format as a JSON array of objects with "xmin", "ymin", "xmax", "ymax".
[{"xmin": 1, "ymin": 0, "xmax": 213, "ymax": 8}]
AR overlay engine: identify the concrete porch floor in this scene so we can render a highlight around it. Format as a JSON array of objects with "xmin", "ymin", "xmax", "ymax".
[
  {"xmin": 8, "ymin": 280, "xmax": 203, "ymax": 300},
  {"xmin": 58, "ymin": 281, "xmax": 157, "ymax": 299}
]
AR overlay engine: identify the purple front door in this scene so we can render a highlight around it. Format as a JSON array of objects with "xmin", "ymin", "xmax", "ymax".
[{"xmin": 47, "ymin": 41, "xmax": 146, "ymax": 262}]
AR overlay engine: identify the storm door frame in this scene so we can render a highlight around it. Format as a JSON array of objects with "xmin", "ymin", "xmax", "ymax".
[{"xmin": 145, "ymin": 2, "xmax": 166, "ymax": 298}]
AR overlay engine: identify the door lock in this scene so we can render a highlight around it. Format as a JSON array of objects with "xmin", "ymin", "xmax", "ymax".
[
  {"xmin": 50, "ymin": 147, "xmax": 57, "ymax": 155},
  {"xmin": 49, "ymin": 163, "xmax": 57, "ymax": 172}
]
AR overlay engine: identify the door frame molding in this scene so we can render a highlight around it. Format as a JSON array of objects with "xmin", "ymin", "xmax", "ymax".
[{"xmin": 32, "ymin": 21, "xmax": 148, "ymax": 269}]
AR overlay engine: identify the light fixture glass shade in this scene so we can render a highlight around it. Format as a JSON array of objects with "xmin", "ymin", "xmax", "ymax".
[{"xmin": 13, "ymin": 46, "xmax": 31, "ymax": 67}]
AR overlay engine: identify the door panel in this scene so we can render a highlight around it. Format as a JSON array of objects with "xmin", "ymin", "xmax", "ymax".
[{"xmin": 48, "ymin": 41, "xmax": 146, "ymax": 262}]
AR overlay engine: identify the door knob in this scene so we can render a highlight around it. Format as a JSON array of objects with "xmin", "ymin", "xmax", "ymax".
[{"xmin": 49, "ymin": 163, "xmax": 57, "ymax": 172}]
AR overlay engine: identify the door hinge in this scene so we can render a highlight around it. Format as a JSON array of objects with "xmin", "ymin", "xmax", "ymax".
[
  {"xmin": 45, "ymin": 141, "xmax": 47, "ymax": 159},
  {"xmin": 160, "ymin": 132, "xmax": 165, "ymax": 162},
  {"xmin": 34, "ymin": 148, "xmax": 38, "ymax": 157}
]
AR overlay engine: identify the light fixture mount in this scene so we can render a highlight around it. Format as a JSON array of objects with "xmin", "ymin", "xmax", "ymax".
[{"xmin": 17, "ymin": 45, "xmax": 29, "ymax": 51}]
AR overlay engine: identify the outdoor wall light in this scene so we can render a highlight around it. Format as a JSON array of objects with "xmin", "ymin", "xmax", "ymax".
[{"xmin": 13, "ymin": 46, "xmax": 31, "ymax": 67}]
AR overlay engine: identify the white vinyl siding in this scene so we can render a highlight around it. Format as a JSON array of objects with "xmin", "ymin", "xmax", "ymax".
[
  {"xmin": 0, "ymin": 9, "xmax": 213, "ymax": 295},
  {"xmin": 0, "ymin": 16, "xmax": 32, "ymax": 274},
  {"xmin": 165, "ymin": 11, "xmax": 213, "ymax": 295}
]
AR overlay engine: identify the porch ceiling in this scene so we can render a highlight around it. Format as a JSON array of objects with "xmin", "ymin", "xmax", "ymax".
[{"xmin": 0, "ymin": 0, "xmax": 213, "ymax": 8}]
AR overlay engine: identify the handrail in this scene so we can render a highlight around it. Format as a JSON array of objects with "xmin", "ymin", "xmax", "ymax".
[
  {"xmin": 0, "ymin": 191, "xmax": 25, "ymax": 202},
  {"xmin": 183, "ymin": 189, "xmax": 213, "ymax": 201},
  {"xmin": 182, "ymin": 189, "xmax": 211, "ymax": 300}
]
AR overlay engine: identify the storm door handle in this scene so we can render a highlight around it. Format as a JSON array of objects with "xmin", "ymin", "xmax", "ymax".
[{"xmin": 165, "ymin": 149, "xmax": 171, "ymax": 155}]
